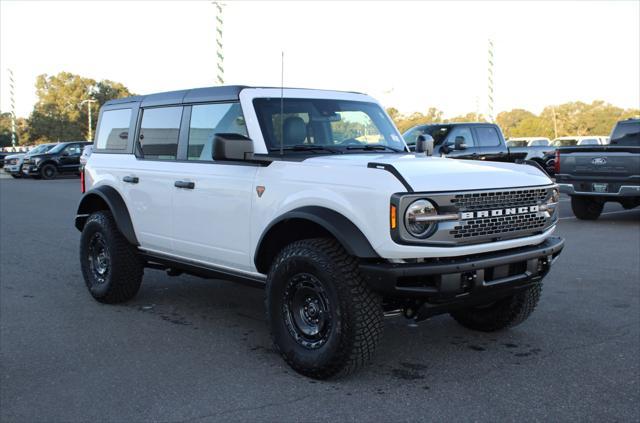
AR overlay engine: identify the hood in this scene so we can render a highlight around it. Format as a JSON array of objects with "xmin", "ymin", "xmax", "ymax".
[
  {"xmin": 303, "ymin": 153, "xmax": 552, "ymax": 191},
  {"xmin": 4, "ymin": 153, "xmax": 25, "ymax": 160}
]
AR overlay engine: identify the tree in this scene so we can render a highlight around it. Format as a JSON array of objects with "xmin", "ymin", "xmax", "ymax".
[
  {"xmin": 496, "ymin": 109, "xmax": 537, "ymax": 138},
  {"xmin": 0, "ymin": 112, "xmax": 29, "ymax": 147},
  {"xmin": 26, "ymin": 72, "xmax": 133, "ymax": 144},
  {"xmin": 389, "ymin": 107, "xmax": 446, "ymax": 133},
  {"xmin": 447, "ymin": 112, "xmax": 487, "ymax": 123}
]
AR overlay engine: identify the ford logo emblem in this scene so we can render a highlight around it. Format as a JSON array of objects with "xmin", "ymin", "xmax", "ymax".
[{"xmin": 592, "ymin": 157, "xmax": 607, "ymax": 165}]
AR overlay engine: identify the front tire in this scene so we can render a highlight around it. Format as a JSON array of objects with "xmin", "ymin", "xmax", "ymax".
[
  {"xmin": 80, "ymin": 211, "xmax": 143, "ymax": 303},
  {"xmin": 450, "ymin": 284, "xmax": 542, "ymax": 332},
  {"xmin": 266, "ymin": 238, "xmax": 383, "ymax": 379},
  {"xmin": 40, "ymin": 164, "xmax": 57, "ymax": 180},
  {"xmin": 571, "ymin": 196, "xmax": 603, "ymax": 220}
]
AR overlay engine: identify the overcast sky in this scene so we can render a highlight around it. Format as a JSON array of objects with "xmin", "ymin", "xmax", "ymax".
[{"xmin": 1, "ymin": 0, "xmax": 639, "ymax": 118}]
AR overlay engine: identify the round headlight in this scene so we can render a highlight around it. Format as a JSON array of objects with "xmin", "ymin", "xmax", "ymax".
[{"xmin": 404, "ymin": 199, "xmax": 437, "ymax": 238}]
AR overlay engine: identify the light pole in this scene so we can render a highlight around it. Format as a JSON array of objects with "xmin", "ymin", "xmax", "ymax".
[
  {"xmin": 212, "ymin": 1, "xmax": 225, "ymax": 85},
  {"xmin": 80, "ymin": 99, "xmax": 97, "ymax": 141}
]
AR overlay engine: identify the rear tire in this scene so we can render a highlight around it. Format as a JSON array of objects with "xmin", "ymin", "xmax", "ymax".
[
  {"xmin": 266, "ymin": 238, "xmax": 383, "ymax": 379},
  {"xmin": 40, "ymin": 164, "xmax": 57, "ymax": 180},
  {"xmin": 571, "ymin": 196, "xmax": 603, "ymax": 220},
  {"xmin": 451, "ymin": 284, "xmax": 542, "ymax": 332},
  {"xmin": 80, "ymin": 210, "xmax": 143, "ymax": 303}
]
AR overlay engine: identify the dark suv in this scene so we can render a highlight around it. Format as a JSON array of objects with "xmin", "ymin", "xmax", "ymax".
[{"xmin": 22, "ymin": 141, "xmax": 91, "ymax": 179}]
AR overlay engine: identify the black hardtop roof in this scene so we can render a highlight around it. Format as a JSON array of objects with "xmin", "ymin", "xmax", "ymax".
[{"xmin": 103, "ymin": 85, "xmax": 365, "ymax": 108}]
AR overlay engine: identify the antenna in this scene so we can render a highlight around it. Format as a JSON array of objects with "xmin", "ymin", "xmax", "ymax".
[{"xmin": 280, "ymin": 51, "xmax": 284, "ymax": 156}]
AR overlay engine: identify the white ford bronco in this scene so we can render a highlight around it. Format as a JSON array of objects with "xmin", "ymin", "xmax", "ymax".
[{"xmin": 76, "ymin": 86, "xmax": 564, "ymax": 378}]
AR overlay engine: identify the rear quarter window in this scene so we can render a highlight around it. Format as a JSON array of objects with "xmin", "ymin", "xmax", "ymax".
[{"xmin": 95, "ymin": 109, "xmax": 132, "ymax": 150}]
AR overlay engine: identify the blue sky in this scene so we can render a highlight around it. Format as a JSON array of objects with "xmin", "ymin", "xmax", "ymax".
[{"xmin": 1, "ymin": 0, "xmax": 639, "ymax": 118}]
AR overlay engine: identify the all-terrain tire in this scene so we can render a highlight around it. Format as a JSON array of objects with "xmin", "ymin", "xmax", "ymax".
[
  {"xmin": 40, "ymin": 164, "xmax": 57, "ymax": 180},
  {"xmin": 450, "ymin": 284, "xmax": 542, "ymax": 332},
  {"xmin": 571, "ymin": 196, "xmax": 603, "ymax": 220},
  {"xmin": 266, "ymin": 238, "xmax": 383, "ymax": 379},
  {"xmin": 80, "ymin": 210, "xmax": 143, "ymax": 303}
]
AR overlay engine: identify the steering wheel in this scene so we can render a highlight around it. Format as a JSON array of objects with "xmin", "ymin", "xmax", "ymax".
[{"xmin": 339, "ymin": 138, "xmax": 363, "ymax": 146}]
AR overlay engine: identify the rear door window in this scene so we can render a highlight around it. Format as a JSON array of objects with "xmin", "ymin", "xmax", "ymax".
[
  {"xmin": 475, "ymin": 126, "xmax": 501, "ymax": 147},
  {"xmin": 138, "ymin": 107, "xmax": 183, "ymax": 160},
  {"xmin": 95, "ymin": 109, "xmax": 132, "ymax": 150}
]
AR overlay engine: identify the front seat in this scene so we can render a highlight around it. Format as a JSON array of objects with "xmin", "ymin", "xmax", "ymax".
[{"xmin": 282, "ymin": 116, "xmax": 307, "ymax": 146}]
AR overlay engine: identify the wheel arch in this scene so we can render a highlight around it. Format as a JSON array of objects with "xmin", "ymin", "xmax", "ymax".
[
  {"xmin": 254, "ymin": 206, "xmax": 380, "ymax": 274},
  {"xmin": 74, "ymin": 185, "xmax": 139, "ymax": 246}
]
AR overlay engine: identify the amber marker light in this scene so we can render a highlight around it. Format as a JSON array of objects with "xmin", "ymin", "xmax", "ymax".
[{"xmin": 390, "ymin": 204, "xmax": 397, "ymax": 229}]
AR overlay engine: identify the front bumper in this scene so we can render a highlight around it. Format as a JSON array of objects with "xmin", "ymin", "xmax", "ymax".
[
  {"xmin": 3, "ymin": 164, "xmax": 21, "ymax": 174},
  {"xmin": 22, "ymin": 165, "xmax": 38, "ymax": 176},
  {"xmin": 360, "ymin": 237, "xmax": 564, "ymax": 311}
]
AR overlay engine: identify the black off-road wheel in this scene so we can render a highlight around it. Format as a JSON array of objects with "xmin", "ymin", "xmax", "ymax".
[
  {"xmin": 450, "ymin": 284, "xmax": 542, "ymax": 332},
  {"xmin": 571, "ymin": 196, "xmax": 603, "ymax": 220},
  {"xmin": 80, "ymin": 211, "xmax": 143, "ymax": 303},
  {"xmin": 266, "ymin": 238, "xmax": 383, "ymax": 379},
  {"xmin": 40, "ymin": 164, "xmax": 57, "ymax": 180}
]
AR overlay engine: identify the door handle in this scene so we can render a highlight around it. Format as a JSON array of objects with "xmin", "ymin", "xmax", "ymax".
[
  {"xmin": 174, "ymin": 180, "xmax": 195, "ymax": 189},
  {"xmin": 122, "ymin": 176, "xmax": 139, "ymax": 184}
]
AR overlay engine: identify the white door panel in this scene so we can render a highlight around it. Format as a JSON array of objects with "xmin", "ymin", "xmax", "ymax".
[
  {"xmin": 172, "ymin": 162, "xmax": 258, "ymax": 271},
  {"xmin": 119, "ymin": 158, "xmax": 177, "ymax": 253}
]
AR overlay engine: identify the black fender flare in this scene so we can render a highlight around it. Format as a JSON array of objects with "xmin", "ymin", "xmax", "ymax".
[
  {"xmin": 254, "ymin": 206, "xmax": 379, "ymax": 272},
  {"xmin": 74, "ymin": 185, "xmax": 139, "ymax": 246}
]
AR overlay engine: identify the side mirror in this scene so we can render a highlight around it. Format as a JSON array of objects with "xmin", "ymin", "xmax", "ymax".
[
  {"xmin": 415, "ymin": 134, "xmax": 435, "ymax": 156},
  {"xmin": 454, "ymin": 136, "xmax": 468, "ymax": 150},
  {"xmin": 61, "ymin": 151, "xmax": 69, "ymax": 157},
  {"xmin": 213, "ymin": 133, "xmax": 254, "ymax": 161}
]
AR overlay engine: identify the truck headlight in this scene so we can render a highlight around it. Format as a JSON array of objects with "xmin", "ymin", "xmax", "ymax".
[
  {"xmin": 404, "ymin": 199, "xmax": 437, "ymax": 238},
  {"xmin": 540, "ymin": 188, "xmax": 560, "ymax": 216}
]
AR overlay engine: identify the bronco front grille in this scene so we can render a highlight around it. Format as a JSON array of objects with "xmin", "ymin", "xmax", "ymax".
[
  {"xmin": 450, "ymin": 188, "xmax": 547, "ymax": 211},
  {"xmin": 392, "ymin": 185, "xmax": 558, "ymax": 246},
  {"xmin": 450, "ymin": 213, "xmax": 547, "ymax": 239}
]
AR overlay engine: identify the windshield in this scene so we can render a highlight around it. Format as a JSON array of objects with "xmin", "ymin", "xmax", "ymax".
[
  {"xmin": 28, "ymin": 144, "xmax": 55, "ymax": 155},
  {"xmin": 253, "ymin": 98, "xmax": 406, "ymax": 153},
  {"xmin": 403, "ymin": 125, "xmax": 453, "ymax": 146},
  {"xmin": 551, "ymin": 139, "xmax": 578, "ymax": 147},
  {"xmin": 47, "ymin": 143, "xmax": 67, "ymax": 154},
  {"xmin": 530, "ymin": 139, "xmax": 549, "ymax": 146},
  {"xmin": 579, "ymin": 138, "xmax": 599, "ymax": 145}
]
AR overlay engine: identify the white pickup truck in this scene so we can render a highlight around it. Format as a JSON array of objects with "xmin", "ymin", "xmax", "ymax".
[{"xmin": 75, "ymin": 86, "xmax": 564, "ymax": 378}]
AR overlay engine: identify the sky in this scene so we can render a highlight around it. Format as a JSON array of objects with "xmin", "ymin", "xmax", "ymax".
[{"xmin": 1, "ymin": 0, "xmax": 639, "ymax": 119}]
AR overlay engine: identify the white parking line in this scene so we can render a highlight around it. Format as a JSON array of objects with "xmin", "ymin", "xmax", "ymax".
[{"xmin": 560, "ymin": 209, "xmax": 640, "ymax": 220}]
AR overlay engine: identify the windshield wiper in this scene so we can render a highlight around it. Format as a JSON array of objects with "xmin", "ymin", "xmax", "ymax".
[
  {"xmin": 345, "ymin": 144, "xmax": 403, "ymax": 152},
  {"xmin": 269, "ymin": 145, "xmax": 343, "ymax": 154}
]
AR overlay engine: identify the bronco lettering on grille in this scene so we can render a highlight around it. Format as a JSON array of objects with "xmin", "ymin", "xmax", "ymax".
[{"xmin": 460, "ymin": 205, "xmax": 539, "ymax": 220}]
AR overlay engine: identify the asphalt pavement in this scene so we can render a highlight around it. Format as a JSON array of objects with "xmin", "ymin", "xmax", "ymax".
[{"xmin": 1, "ymin": 177, "xmax": 639, "ymax": 422}]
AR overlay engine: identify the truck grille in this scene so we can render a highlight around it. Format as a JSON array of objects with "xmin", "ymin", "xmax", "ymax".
[
  {"xmin": 450, "ymin": 213, "xmax": 547, "ymax": 239},
  {"xmin": 450, "ymin": 188, "xmax": 547, "ymax": 211}
]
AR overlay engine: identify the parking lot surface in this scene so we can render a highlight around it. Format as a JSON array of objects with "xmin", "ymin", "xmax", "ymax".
[{"xmin": 1, "ymin": 178, "xmax": 639, "ymax": 422}]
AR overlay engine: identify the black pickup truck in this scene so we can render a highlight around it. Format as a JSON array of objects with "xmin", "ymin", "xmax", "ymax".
[
  {"xmin": 556, "ymin": 118, "xmax": 640, "ymax": 219},
  {"xmin": 402, "ymin": 123, "xmax": 548, "ymax": 170}
]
